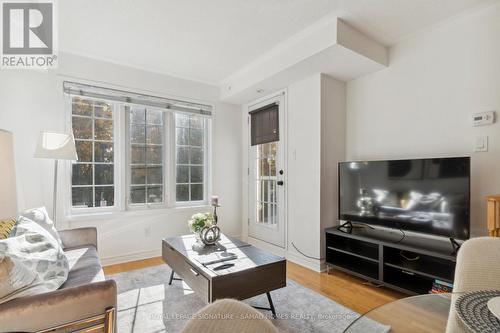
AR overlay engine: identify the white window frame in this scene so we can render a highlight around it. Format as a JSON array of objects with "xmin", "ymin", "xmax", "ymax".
[
  {"xmin": 64, "ymin": 91, "xmax": 213, "ymax": 217},
  {"xmin": 124, "ymin": 105, "xmax": 169, "ymax": 210},
  {"xmin": 174, "ymin": 114, "xmax": 211, "ymax": 207},
  {"xmin": 66, "ymin": 95, "xmax": 122, "ymax": 216}
]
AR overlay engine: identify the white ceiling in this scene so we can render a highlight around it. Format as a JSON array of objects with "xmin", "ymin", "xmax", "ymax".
[{"xmin": 59, "ymin": 0, "xmax": 494, "ymax": 85}]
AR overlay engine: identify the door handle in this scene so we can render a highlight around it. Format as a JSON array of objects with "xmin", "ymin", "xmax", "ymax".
[{"xmin": 277, "ymin": 180, "xmax": 284, "ymax": 186}]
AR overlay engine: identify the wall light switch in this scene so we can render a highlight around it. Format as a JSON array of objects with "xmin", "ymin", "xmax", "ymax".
[{"xmin": 474, "ymin": 136, "xmax": 488, "ymax": 152}]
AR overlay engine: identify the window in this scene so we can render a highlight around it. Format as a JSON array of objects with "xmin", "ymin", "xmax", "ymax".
[
  {"xmin": 175, "ymin": 114, "xmax": 206, "ymax": 203},
  {"xmin": 71, "ymin": 97, "xmax": 115, "ymax": 208},
  {"xmin": 127, "ymin": 106, "xmax": 165, "ymax": 205},
  {"xmin": 67, "ymin": 82, "xmax": 212, "ymax": 213}
]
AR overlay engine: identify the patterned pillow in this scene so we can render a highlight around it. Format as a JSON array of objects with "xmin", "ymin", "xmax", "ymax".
[
  {"xmin": 20, "ymin": 207, "xmax": 62, "ymax": 246},
  {"xmin": 0, "ymin": 220, "xmax": 16, "ymax": 240},
  {"xmin": 0, "ymin": 216, "xmax": 68, "ymax": 304}
]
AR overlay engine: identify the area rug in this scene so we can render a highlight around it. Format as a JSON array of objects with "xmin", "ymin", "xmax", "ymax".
[{"xmin": 107, "ymin": 265, "xmax": 388, "ymax": 333}]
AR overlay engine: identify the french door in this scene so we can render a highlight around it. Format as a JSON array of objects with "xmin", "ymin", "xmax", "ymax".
[{"xmin": 248, "ymin": 94, "xmax": 286, "ymax": 248}]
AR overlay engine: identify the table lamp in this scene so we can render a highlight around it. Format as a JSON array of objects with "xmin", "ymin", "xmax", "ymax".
[
  {"xmin": 34, "ymin": 131, "xmax": 78, "ymax": 226},
  {"xmin": 0, "ymin": 129, "xmax": 17, "ymax": 220}
]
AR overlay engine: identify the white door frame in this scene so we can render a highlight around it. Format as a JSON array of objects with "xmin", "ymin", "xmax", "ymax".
[{"xmin": 247, "ymin": 90, "xmax": 287, "ymax": 248}]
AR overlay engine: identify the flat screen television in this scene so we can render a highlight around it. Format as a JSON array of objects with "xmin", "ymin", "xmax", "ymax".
[{"xmin": 339, "ymin": 157, "xmax": 470, "ymax": 240}]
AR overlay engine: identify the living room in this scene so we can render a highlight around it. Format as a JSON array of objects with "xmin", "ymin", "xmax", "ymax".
[{"xmin": 1, "ymin": 1, "xmax": 500, "ymax": 332}]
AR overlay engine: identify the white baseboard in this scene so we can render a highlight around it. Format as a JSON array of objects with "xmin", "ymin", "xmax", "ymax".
[
  {"xmin": 245, "ymin": 236, "xmax": 325, "ymax": 273},
  {"xmin": 99, "ymin": 234, "xmax": 325, "ymax": 273},
  {"xmin": 100, "ymin": 248, "xmax": 161, "ymax": 266},
  {"xmin": 286, "ymin": 251, "xmax": 324, "ymax": 272},
  {"xmin": 247, "ymin": 236, "xmax": 286, "ymax": 257}
]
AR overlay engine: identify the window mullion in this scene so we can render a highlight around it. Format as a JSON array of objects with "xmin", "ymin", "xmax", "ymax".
[
  {"xmin": 116, "ymin": 103, "xmax": 125, "ymax": 212},
  {"xmin": 124, "ymin": 105, "xmax": 130, "ymax": 208},
  {"xmin": 164, "ymin": 111, "xmax": 171, "ymax": 207},
  {"xmin": 188, "ymin": 124, "xmax": 191, "ymax": 202},
  {"xmin": 144, "ymin": 108, "xmax": 148, "ymax": 205},
  {"xmin": 92, "ymin": 102, "xmax": 96, "ymax": 208}
]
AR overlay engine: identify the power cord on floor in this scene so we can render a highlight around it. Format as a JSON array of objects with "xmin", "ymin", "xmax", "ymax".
[
  {"xmin": 400, "ymin": 250, "xmax": 420, "ymax": 261},
  {"xmin": 351, "ymin": 222, "xmax": 375, "ymax": 230},
  {"xmin": 291, "ymin": 242, "xmax": 325, "ymax": 260},
  {"xmin": 393, "ymin": 228, "xmax": 406, "ymax": 244}
]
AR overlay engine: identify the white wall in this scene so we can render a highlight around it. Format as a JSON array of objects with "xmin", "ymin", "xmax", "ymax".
[
  {"xmin": 320, "ymin": 74, "xmax": 346, "ymax": 255},
  {"xmin": 0, "ymin": 52, "xmax": 242, "ymax": 264},
  {"xmin": 286, "ymin": 74, "xmax": 322, "ymax": 268},
  {"xmin": 240, "ymin": 81, "xmax": 324, "ymax": 262},
  {"xmin": 346, "ymin": 4, "xmax": 500, "ymax": 237},
  {"xmin": 241, "ymin": 73, "xmax": 345, "ymax": 272}
]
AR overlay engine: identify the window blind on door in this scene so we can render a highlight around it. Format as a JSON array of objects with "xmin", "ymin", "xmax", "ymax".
[{"xmin": 250, "ymin": 103, "xmax": 279, "ymax": 146}]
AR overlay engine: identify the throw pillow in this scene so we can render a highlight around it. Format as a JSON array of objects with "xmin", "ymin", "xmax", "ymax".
[
  {"xmin": 0, "ymin": 219, "xmax": 16, "ymax": 239},
  {"xmin": 20, "ymin": 207, "xmax": 62, "ymax": 247},
  {"xmin": 0, "ymin": 216, "xmax": 69, "ymax": 304}
]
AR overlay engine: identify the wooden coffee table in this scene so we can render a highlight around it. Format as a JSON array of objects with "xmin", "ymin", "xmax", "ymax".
[{"xmin": 161, "ymin": 234, "xmax": 286, "ymax": 317}]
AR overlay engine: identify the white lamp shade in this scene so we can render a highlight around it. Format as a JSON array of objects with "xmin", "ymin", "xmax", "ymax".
[
  {"xmin": 34, "ymin": 131, "xmax": 78, "ymax": 160},
  {"xmin": 0, "ymin": 130, "xmax": 18, "ymax": 220}
]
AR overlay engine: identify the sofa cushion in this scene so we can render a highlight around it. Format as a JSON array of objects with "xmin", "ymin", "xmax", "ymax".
[
  {"xmin": 0, "ymin": 217, "xmax": 69, "ymax": 304},
  {"xmin": 61, "ymin": 246, "xmax": 105, "ymax": 289}
]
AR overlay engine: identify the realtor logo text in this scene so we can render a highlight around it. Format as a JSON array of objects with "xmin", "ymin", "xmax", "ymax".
[{"xmin": 1, "ymin": 0, "xmax": 57, "ymax": 69}]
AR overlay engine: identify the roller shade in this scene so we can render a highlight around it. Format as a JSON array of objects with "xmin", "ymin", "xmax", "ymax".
[
  {"xmin": 250, "ymin": 103, "xmax": 279, "ymax": 146},
  {"xmin": 63, "ymin": 81, "xmax": 213, "ymax": 116}
]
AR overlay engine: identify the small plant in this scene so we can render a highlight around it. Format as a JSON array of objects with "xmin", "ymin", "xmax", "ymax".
[{"xmin": 188, "ymin": 212, "xmax": 214, "ymax": 233}]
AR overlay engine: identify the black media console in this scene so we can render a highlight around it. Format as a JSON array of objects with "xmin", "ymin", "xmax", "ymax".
[{"xmin": 325, "ymin": 226, "xmax": 457, "ymax": 295}]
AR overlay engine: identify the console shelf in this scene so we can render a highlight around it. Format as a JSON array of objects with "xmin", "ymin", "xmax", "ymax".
[
  {"xmin": 325, "ymin": 227, "xmax": 457, "ymax": 295},
  {"xmin": 327, "ymin": 246, "xmax": 379, "ymax": 263}
]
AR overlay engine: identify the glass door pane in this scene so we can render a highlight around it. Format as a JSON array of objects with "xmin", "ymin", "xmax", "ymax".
[{"xmin": 255, "ymin": 142, "xmax": 278, "ymax": 227}]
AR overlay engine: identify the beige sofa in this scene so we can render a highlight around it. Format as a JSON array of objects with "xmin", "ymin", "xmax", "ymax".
[{"xmin": 0, "ymin": 227, "xmax": 116, "ymax": 333}]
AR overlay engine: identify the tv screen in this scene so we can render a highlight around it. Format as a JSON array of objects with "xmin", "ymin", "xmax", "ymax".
[{"xmin": 339, "ymin": 157, "xmax": 470, "ymax": 240}]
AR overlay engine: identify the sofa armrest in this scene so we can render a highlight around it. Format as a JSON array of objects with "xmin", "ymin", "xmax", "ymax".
[
  {"xmin": 59, "ymin": 227, "xmax": 98, "ymax": 250},
  {"xmin": 0, "ymin": 280, "xmax": 116, "ymax": 332}
]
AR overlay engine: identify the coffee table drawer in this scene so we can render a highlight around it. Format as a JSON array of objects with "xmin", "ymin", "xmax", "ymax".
[
  {"xmin": 162, "ymin": 243, "xmax": 209, "ymax": 303},
  {"xmin": 211, "ymin": 260, "xmax": 286, "ymax": 301}
]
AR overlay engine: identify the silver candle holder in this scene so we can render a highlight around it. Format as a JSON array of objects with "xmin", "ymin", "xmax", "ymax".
[
  {"xmin": 211, "ymin": 196, "xmax": 220, "ymax": 225},
  {"xmin": 199, "ymin": 196, "xmax": 221, "ymax": 246}
]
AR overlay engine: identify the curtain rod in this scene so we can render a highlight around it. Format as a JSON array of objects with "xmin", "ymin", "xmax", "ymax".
[{"xmin": 63, "ymin": 81, "xmax": 213, "ymax": 115}]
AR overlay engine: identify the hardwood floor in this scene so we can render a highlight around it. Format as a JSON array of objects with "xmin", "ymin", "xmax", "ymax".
[
  {"xmin": 103, "ymin": 257, "xmax": 164, "ymax": 275},
  {"xmin": 103, "ymin": 257, "xmax": 405, "ymax": 314},
  {"xmin": 286, "ymin": 261, "xmax": 404, "ymax": 314}
]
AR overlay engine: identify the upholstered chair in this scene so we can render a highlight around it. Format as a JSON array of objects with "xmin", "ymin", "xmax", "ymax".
[
  {"xmin": 182, "ymin": 299, "xmax": 280, "ymax": 333},
  {"xmin": 446, "ymin": 237, "xmax": 500, "ymax": 332}
]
